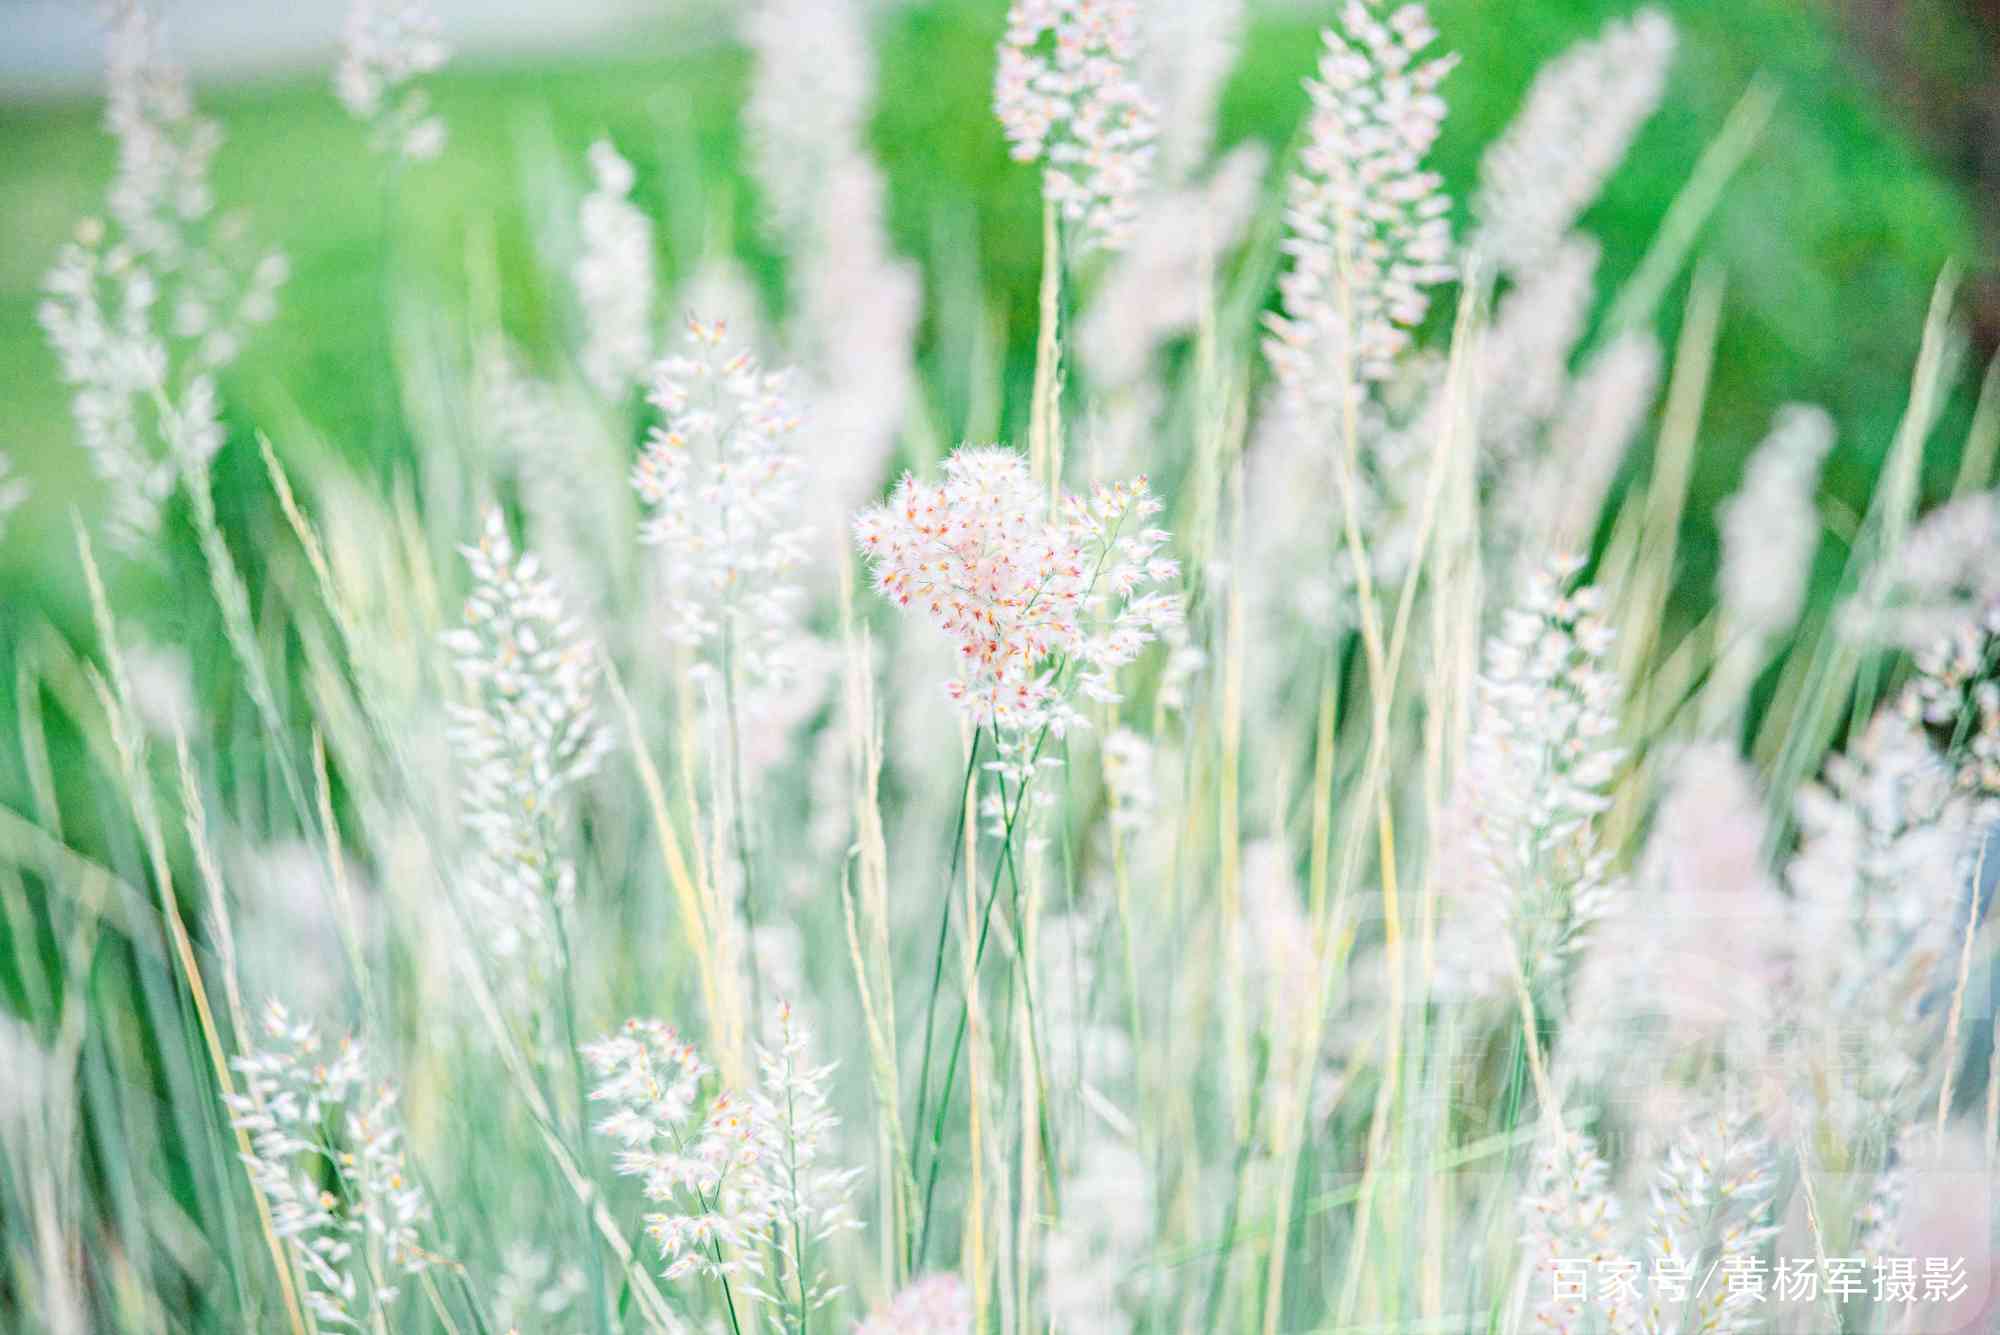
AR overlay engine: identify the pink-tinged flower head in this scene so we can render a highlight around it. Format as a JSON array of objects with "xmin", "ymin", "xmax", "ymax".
[{"xmin": 852, "ymin": 446, "xmax": 1179, "ymax": 735}]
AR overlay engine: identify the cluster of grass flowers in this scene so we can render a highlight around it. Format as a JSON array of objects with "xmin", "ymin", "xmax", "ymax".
[{"xmin": 5, "ymin": 3, "xmax": 1999, "ymax": 1335}]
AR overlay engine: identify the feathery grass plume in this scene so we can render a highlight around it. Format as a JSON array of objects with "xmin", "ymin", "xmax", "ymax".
[
  {"xmin": 573, "ymin": 139, "xmax": 657, "ymax": 399},
  {"xmin": 745, "ymin": 1002, "xmax": 862, "ymax": 1326},
  {"xmin": 584, "ymin": 1018, "xmax": 769, "ymax": 1283},
  {"xmin": 1519, "ymin": 1131, "xmax": 1624, "ymax": 1335},
  {"xmin": 994, "ymin": 0, "xmax": 1160, "ymax": 251},
  {"xmin": 335, "ymin": 0, "xmax": 449, "ymax": 161},
  {"xmin": 855, "ymin": 1273, "xmax": 973, "ymax": 1334},
  {"xmin": 1718, "ymin": 405, "xmax": 1834, "ymax": 651},
  {"xmin": 1455, "ymin": 556, "xmax": 1624, "ymax": 993},
  {"xmin": 1264, "ymin": 0, "xmax": 1456, "ymax": 389},
  {"xmin": 442, "ymin": 508, "xmax": 611, "ymax": 965},
  {"xmin": 852, "ymin": 446, "xmax": 1180, "ymax": 748},
  {"xmin": 39, "ymin": 1, "xmax": 286, "ymax": 550},
  {"xmin": 635, "ymin": 316, "xmax": 812, "ymax": 690},
  {"xmin": 1138, "ymin": 0, "xmax": 1243, "ymax": 183},
  {"xmin": 1639, "ymin": 1109, "xmax": 1778, "ymax": 1335},
  {"xmin": 1471, "ymin": 8, "xmax": 1676, "ymax": 278},
  {"xmin": 225, "ymin": 1000, "xmax": 433, "ymax": 1329},
  {"xmin": 1782, "ymin": 707, "xmax": 1977, "ymax": 1141}
]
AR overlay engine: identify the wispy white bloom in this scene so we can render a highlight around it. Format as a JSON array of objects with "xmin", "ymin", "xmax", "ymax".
[
  {"xmin": 995, "ymin": 0, "xmax": 1160, "ymax": 251},
  {"xmin": 852, "ymin": 447, "xmax": 1181, "ymax": 738},
  {"xmin": 1460, "ymin": 557, "xmax": 1624, "ymax": 988},
  {"xmin": 635, "ymin": 316, "xmax": 812, "ymax": 690},
  {"xmin": 40, "ymin": 3, "xmax": 286, "ymax": 551},
  {"xmin": 442, "ymin": 509, "xmax": 610, "ymax": 961},
  {"xmin": 335, "ymin": 0, "xmax": 449, "ymax": 161},
  {"xmin": 1718, "ymin": 404, "xmax": 1834, "ymax": 648},
  {"xmin": 856, "ymin": 1274, "xmax": 973, "ymax": 1335},
  {"xmin": 1264, "ymin": 2, "xmax": 1457, "ymax": 388},
  {"xmin": 1472, "ymin": 8, "xmax": 1675, "ymax": 277},
  {"xmin": 573, "ymin": 139, "xmax": 656, "ymax": 399},
  {"xmin": 225, "ymin": 1000, "xmax": 431, "ymax": 1329}
]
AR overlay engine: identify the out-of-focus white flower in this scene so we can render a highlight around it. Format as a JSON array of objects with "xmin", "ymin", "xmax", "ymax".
[
  {"xmin": 743, "ymin": 0, "xmax": 920, "ymax": 527},
  {"xmin": 1719, "ymin": 404, "xmax": 1834, "ymax": 649},
  {"xmin": 1101, "ymin": 727, "xmax": 1156, "ymax": 831},
  {"xmin": 1566, "ymin": 746, "xmax": 1786, "ymax": 1092},
  {"xmin": 743, "ymin": 0, "xmax": 876, "ymax": 242},
  {"xmin": 855, "ymin": 1273, "xmax": 972, "ymax": 1335},
  {"xmin": 1264, "ymin": 1, "xmax": 1457, "ymax": 389},
  {"xmin": 1853, "ymin": 489, "xmax": 2000, "ymax": 651},
  {"xmin": 225, "ymin": 1000, "xmax": 431, "ymax": 1329},
  {"xmin": 1476, "ymin": 235, "xmax": 1600, "ymax": 474},
  {"xmin": 491, "ymin": 1243, "xmax": 587, "ymax": 1335},
  {"xmin": 1460, "ymin": 556, "xmax": 1624, "ymax": 988},
  {"xmin": 1472, "ymin": 8, "xmax": 1675, "ymax": 277},
  {"xmin": 1782, "ymin": 708, "xmax": 1975, "ymax": 1141},
  {"xmin": 118, "ymin": 638, "xmax": 196, "ymax": 740},
  {"xmin": 1138, "ymin": 0, "xmax": 1243, "ymax": 182},
  {"xmin": 1502, "ymin": 329, "xmax": 1662, "ymax": 554},
  {"xmin": 1077, "ymin": 142, "xmax": 1267, "ymax": 389},
  {"xmin": 852, "ymin": 447, "xmax": 1181, "ymax": 738},
  {"xmin": 573, "ymin": 139, "xmax": 656, "ymax": 399},
  {"xmin": 335, "ymin": 0, "xmax": 449, "ymax": 161},
  {"xmin": 634, "ymin": 316, "xmax": 812, "ymax": 690},
  {"xmin": 995, "ymin": 0, "xmax": 1159, "ymax": 251},
  {"xmin": 1040, "ymin": 1136, "xmax": 1152, "ymax": 1332},
  {"xmin": 0, "ymin": 451, "xmax": 26, "ymax": 544},
  {"xmin": 442, "ymin": 509, "xmax": 610, "ymax": 962}
]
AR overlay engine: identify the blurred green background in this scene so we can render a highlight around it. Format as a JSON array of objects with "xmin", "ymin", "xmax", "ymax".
[{"xmin": 0, "ymin": 0, "xmax": 1992, "ymax": 662}]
